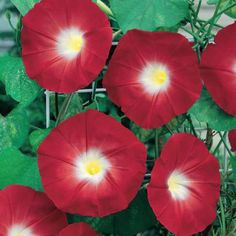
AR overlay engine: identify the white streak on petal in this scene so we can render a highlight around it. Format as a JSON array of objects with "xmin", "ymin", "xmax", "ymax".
[{"xmin": 8, "ymin": 224, "xmax": 33, "ymax": 236}]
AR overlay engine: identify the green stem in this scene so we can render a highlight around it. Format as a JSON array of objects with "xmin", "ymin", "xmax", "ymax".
[
  {"xmin": 164, "ymin": 124, "xmax": 173, "ymax": 135},
  {"xmin": 15, "ymin": 16, "xmax": 23, "ymax": 56},
  {"xmin": 212, "ymin": 132, "xmax": 227, "ymax": 155},
  {"xmin": 186, "ymin": 114, "xmax": 198, "ymax": 137},
  {"xmin": 206, "ymin": 0, "xmax": 224, "ymax": 36},
  {"xmin": 189, "ymin": 12, "xmax": 196, "ymax": 39},
  {"xmin": 218, "ymin": 132, "xmax": 233, "ymax": 158},
  {"xmin": 211, "ymin": 227, "xmax": 217, "ymax": 236},
  {"xmin": 91, "ymin": 81, "xmax": 98, "ymax": 101},
  {"xmin": 55, "ymin": 93, "xmax": 74, "ymax": 126},
  {"xmin": 112, "ymin": 29, "xmax": 122, "ymax": 40},
  {"xmin": 197, "ymin": 0, "xmax": 236, "ymax": 42},
  {"xmin": 195, "ymin": 0, "xmax": 225, "ymax": 45},
  {"xmin": 77, "ymin": 94, "xmax": 84, "ymax": 112},
  {"xmin": 96, "ymin": 0, "xmax": 113, "ymax": 16},
  {"xmin": 55, "ymin": 93, "xmax": 59, "ymax": 118},
  {"xmin": 206, "ymin": 125, "xmax": 213, "ymax": 149},
  {"xmin": 198, "ymin": 19, "xmax": 224, "ymax": 29},
  {"xmin": 5, "ymin": 11, "xmax": 16, "ymax": 31},
  {"xmin": 30, "ymin": 125, "xmax": 40, "ymax": 130},
  {"xmin": 196, "ymin": 45, "xmax": 201, "ymax": 63},
  {"xmin": 180, "ymin": 26, "xmax": 204, "ymax": 44},
  {"xmin": 219, "ymin": 197, "xmax": 226, "ymax": 236},
  {"xmin": 155, "ymin": 129, "xmax": 159, "ymax": 158},
  {"xmin": 215, "ymin": 1, "xmax": 236, "ymax": 18},
  {"xmin": 195, "ymin": 0, "xmax": 202, "ymax": 21}
]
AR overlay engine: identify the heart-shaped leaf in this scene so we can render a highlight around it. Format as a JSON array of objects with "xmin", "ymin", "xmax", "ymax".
[
  {"xmin": 10, "ymin": 0, "xmax": 39, "ymax": 15},
  {"xmin": 0, "ymin": 55, "xmax": 41, "ymax": 106},
  {"xmin": 110, "ymin": 0, "xmax": 188, "ymax": 32},
  {"xmin": 0, "ymin": 147, "xmax": 42, "ymax": 191},
  {"xmin": 189, "ymin": 88, "xmax": 236, "ymax": 131},
  {"xmin": 0, "ymin": 106, "xmax": 29, "ymax": 152}
]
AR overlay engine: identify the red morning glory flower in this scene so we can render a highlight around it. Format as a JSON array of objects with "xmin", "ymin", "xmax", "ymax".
[
  {"xmin": 21, "ymin": 0, "xmax": 112, "ymax": 93},
  {"xmin": 59, "ymin": 223, "xmax": 98, "ymax": 236},
  {"xmin": 147, "ymin": 133, "xmax": 220, "ymax": 236},
  {"xmin": 103, "ymin": 29, "xmax": 202, "ymax": 129},
  {"xmin": 201, "ymin": 22, "xmax": 236, "ymax": 115},
  {"xmin": 0, "ymin": 185, "xmax": 68, "ymax": 236},
  {"xmin": 228, "ymin": 129, "xmax": 236, "ymax": 152},
  {"xmin": 38, "ymin": 110, "xmax": 146, "ymax": 217}
]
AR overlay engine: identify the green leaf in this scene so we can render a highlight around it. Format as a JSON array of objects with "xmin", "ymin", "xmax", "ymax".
[
  {"xmin": 220, "ymin": 0, "xmax": 236, "ymax": 19},
  {"xmin": 29, "ymin": 128, "xmax": 51, "ymax": 152},
  {"xmin": 26, "ymin": 95, "xmax": 46, "ymax": 127},
  {"xmin": 109, "ymin": 0, "xmax": 188, "ymax": 32},
  {"xmin": 130, "ymin": 123, "xmax": 155, "ymax": 143},
  {"xmin": 50, "ymin": 94, "xmax": 83, "ymax": 121},
  {"xmin": 161, "ymin": 115, "xmax": 186, "ymax": 135},
  {"xmin": 0, "ymin": 147, "xmax": 42, "ymax": 190},
  {"xmin": 6, "ymin": 107, "xmax": 30, "ymax": 146},
  {"xmin": 189, "ymin": 88, "xmax": 236, "ymax": 131},
  {"xmin": 0, "ymin": 106, "xmax": 30, "ymax": 152},
  {"xmin": 0, "ymin": 55, "xmax": 41, "ymax": 106},
  {"xmin": 95, "ymin": 93, "xmax": 111, "ymax": 113},
  {"xmin": 207, "ymin": 0, "xmax": 219, "ymax": 5},
  {"xmin": 69, "ymin": 188, "xmax": 157, "ymax": 235},
  {"xmin": 0, "ymin": 55, "xmax": 12, "ymax": 83},
  {"xmin": 207, "ymin": 0, "xmax": 236, "ymax": 18},
  {"xmin": 84, "ymin": 93, "xmax": 122, "ymax": 122},
  {"xmin": 10, "ymin": 0, "xmax": 39, "ymax": 15}
]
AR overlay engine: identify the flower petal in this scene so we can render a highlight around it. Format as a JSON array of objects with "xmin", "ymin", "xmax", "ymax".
[
  {"xmin": 147, "ymin": 133, "xmax": 220, "ymax": 236},
  {"xmin": 59, "ymin": 223, "xmax": 98, "ymax": 236},
  {"xmin": 38, "ymin": 110, "xmax": 146, "ymax": 217},
  {"xmin": 0, "ymin": 185, "xmax": 67, "ymax": 235},
  {"xmin": 103, "ymin": 30, "xmax": 202, "ymax": 128},
  {"xmin": 200, "ymin": 22, "xmax": 236, "ymax": 115},
  {"xmin": 22, "ymin": 0, "xmax": 112, "ymax": 93}
]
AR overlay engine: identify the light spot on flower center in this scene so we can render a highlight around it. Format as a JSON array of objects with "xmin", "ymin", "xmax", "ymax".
[
  {"xmin": 75, "ymin": 149, "xmax": 111, "ymax": 184},
  {"xmin": 167, "ymin": 171, "xmax": 190, "ymax": 201},
  {"xmin": 56, "ymin": 28, "xmax": 84, "ymax": 60},
  {"xmin": 151, "ymin": 68, "xmax": 168, "ymax": 85},
  {"xmin": 140, "ymin": 63, "xmax": 170, "ymax": 94},
  {"xmin": 13, "ymin": 233, "xmax": 24, "ymax": 236},
  {"xmin": 8, "ymin": 225, "xmax": 32, "ymax": 236},
  {"xmin": 66, "ymin": 35, "xmax": 83, "ymax": 52},
  {"xmin": 85, "ymin": 160, "xmax": 102, "ymax": 175},
  {"xmin": 233, "ymin": 62, "xmax": 236, "ymax": 74}
]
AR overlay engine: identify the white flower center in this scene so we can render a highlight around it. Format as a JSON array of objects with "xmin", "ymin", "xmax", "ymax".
[
  {"xmin": 139, "ymin": 63, "xmax": 170, "ymax": 94},
  {"xmin": 56, "ymin": 28, "xmax": 84, "ymax": 60},
  {"xmin": 75, "ymin": 149, "xmax": 111, "ymax": 184},
  {"xmin": 167, "ymin": 171, "xmax": 190, "ymax": 201},
  {"xmin": 8, "ymin": 225, "xmax": 32, "ymax": 236}
]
